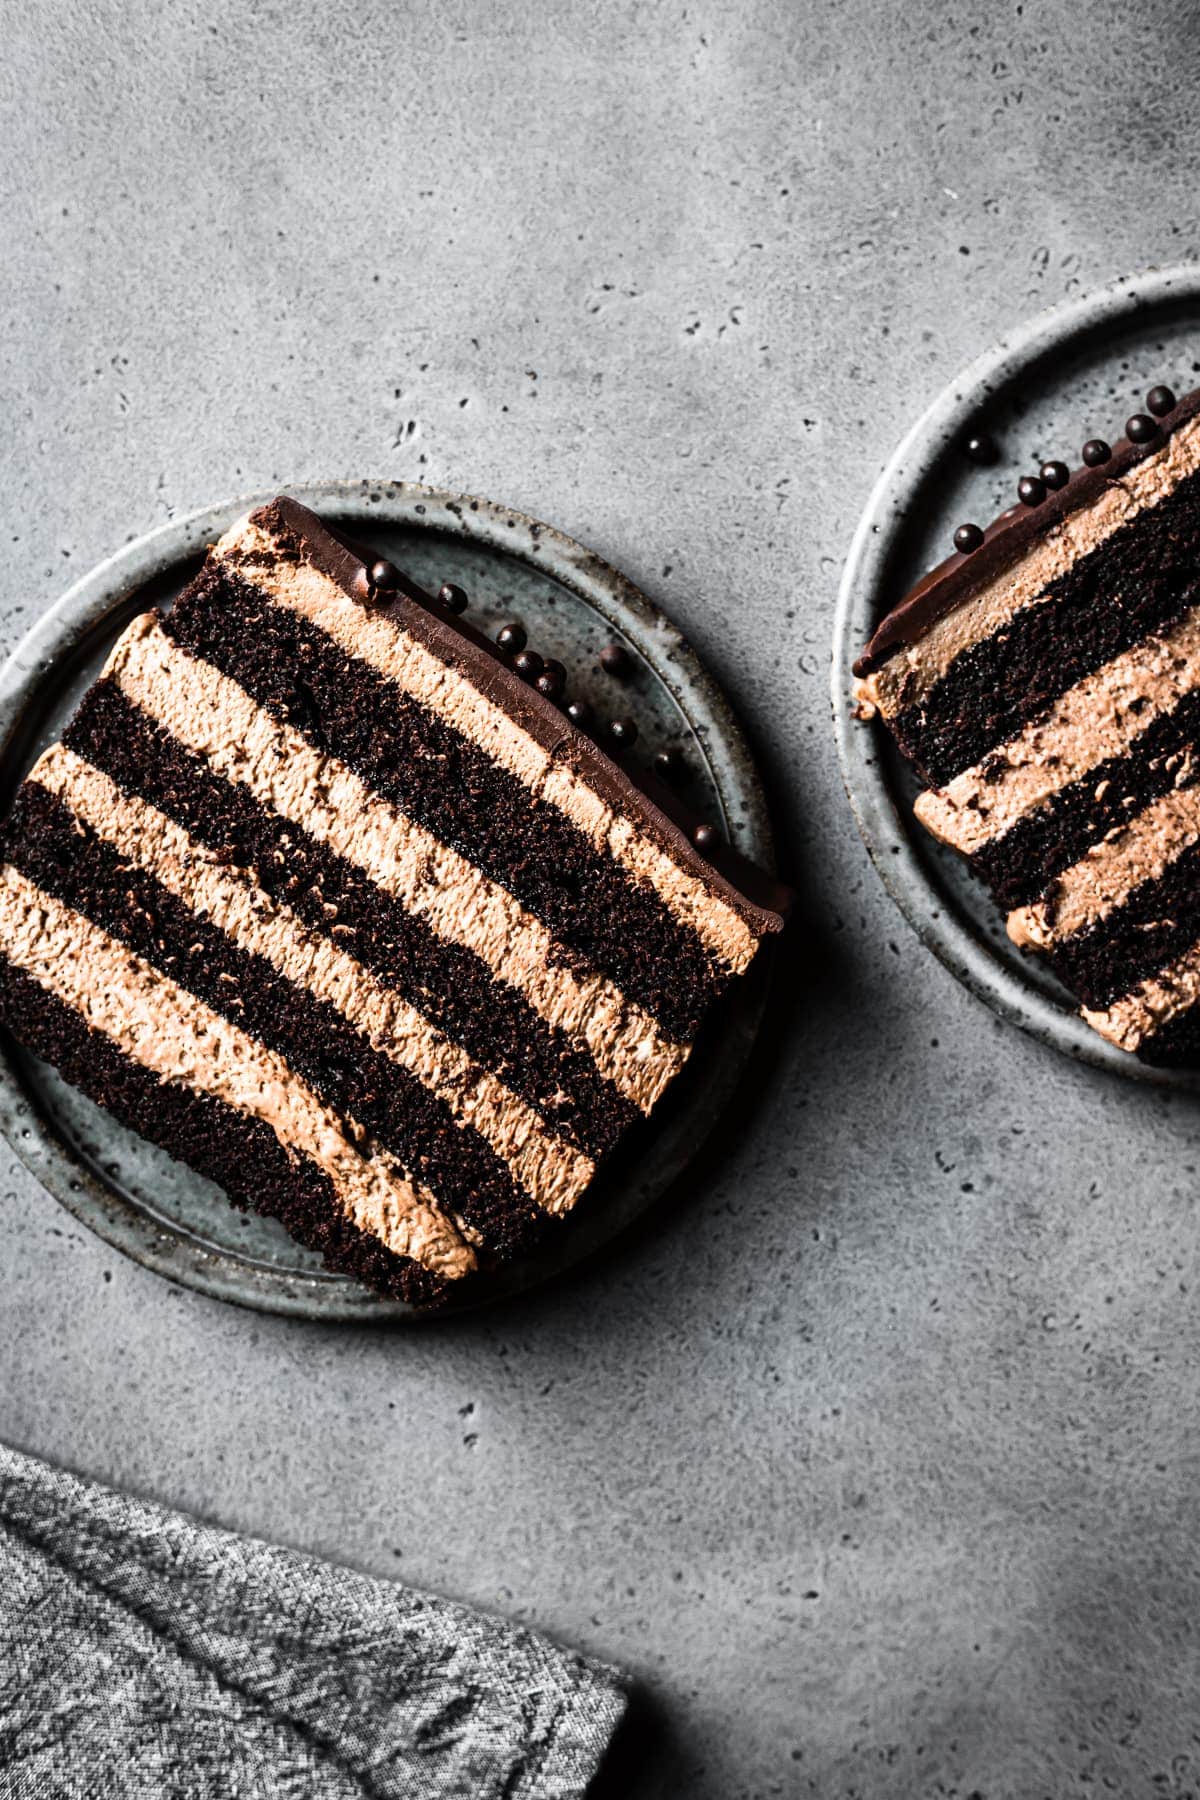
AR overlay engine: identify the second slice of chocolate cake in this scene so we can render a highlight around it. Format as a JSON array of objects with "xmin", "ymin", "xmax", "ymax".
[
  {"xmin": 856, "ymin": 384, "xmax": 1200, "ymax": 1063},
  {"xmin": 0, "ymin": 498, "xmax": 788, "ymax": 1304}
]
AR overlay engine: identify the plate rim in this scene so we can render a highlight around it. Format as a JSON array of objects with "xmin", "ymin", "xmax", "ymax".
[
  {"xmin": 0, "ymin": 478, "xmax": 779, "ymax": 1320},
  {"xmin": 831, "ymin": 261, "xmax": 1200, "ymax": 1089}
]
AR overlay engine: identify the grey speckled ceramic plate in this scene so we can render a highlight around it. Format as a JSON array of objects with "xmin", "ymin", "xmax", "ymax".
[
  {"xmin": 0, "ymin": 481, "xmax": 778, "ymax": 1320},
  {"xmin": 833, "ymin": 264, "xmax": 1200, "ymax": 1090}
]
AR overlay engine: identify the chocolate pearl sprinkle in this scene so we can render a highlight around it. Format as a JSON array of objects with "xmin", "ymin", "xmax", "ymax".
[
  {"xmin": 1147, "ymin": 385, "xmax": 1176, "ymax": 418},
  {"xmin": 953, "ymin": 523, "xmax": 984, "ymax": 555},
  {"xmin": 1081, "ymin": 438, "xmax": 1111, "ymax": 467},
  {"xmin": 964, "ymin": 432, "xmax": 999, "ymax": 467},
  {"xmin": 537, "ymin": 658, "xmax": 566, "ymax": 699},
  {"xmin": 692, "ymin": 822, "xmax": 719, "ymax": 852},
  {"xmin": 437, "ymin": 581, "xmax": 468, "ymax": 613},
  {"xmin": 496, "ymin": 622, "xmax": 527, "ymax": 654},
  {"xmin": 565, "ymin": 698, "xmax": 592, "ymax": 730},
  {"xmin": 1040, "ymin": 460, "xmax": 1070, "ymax": 490},
  {"xmin": 513, "ymin": 649, "xmax": 544, "ymax": 681},
  {"xmin": 1017, "ymin": 475, "xmax": 1046, "ymax": 508},
  {"xmin": 1126, "ymin": 413, "xmax": 1159, "ymax": 445},
  {"xmin": 609, "ymin": 716, "xmax": 638, "ymax": 748},
  {"xmin": 368, "ymin": 558, "xmax": 399, "ymax": 591},
  {"xmin": 599, "ymin": 643, "xmax": 632, "ymax": 678}
]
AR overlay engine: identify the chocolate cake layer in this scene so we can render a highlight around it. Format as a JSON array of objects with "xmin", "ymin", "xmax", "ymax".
[
  {"xmin": 0, "ymin": 496, "xmax": 785, "ymax": 1300},
  {"xmin": 1011, "ymin": 782, "xmax": 1200, "ymax": 1004},
  {"xmin": 0, "ymin": 956, "xmax": 444, "ymax": 1305},
  {"xmin": 915, "ymin": 601, "xmax": 1200, "ymax": 862},
  {"xmin": 857, "ymin": 385, "xmax": 1200, "ymax": 1061},
  {"xmin": 1084, "ymin": 941, "xmax": 1200, "ymax": 1056},
  {"xmin": 165, "ymin": 557, "xmax": 718, "ymax": 1040},
  {"xmin": 1132, "ymin": 1005, "xmax": 1200, "ymax": 1066}
]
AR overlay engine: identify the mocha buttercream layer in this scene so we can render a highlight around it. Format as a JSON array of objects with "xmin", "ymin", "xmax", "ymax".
[
  {"xmin": 0, "ymin": 865, "xmax": 475, "ymax": 1281},
  {"xmin": 1084, "ymin": 937, "xmax": 1200, "ymax": 1056},
  {"xmin": 915, "ymin": 605, "xmax": 1200, "ymax": 858},
  {"xmin": 1009, "ymin": 781, "xmax": 1200, "ymax": 951},
  {"xmin": 972, "ymin": 683, "xmax": 1200, "ymax": 912},
  {"xmin": 0, "ymin": 952, "xmax": 447, "ymax": 1303},
  {"xmin": 1006, "ymin": 780, "xmax": 1200, "ymax": 1013}
]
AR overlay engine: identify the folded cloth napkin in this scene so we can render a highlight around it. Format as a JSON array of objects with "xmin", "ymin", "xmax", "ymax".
[{"xmin": 0, "ymin": 1442, "xmax": 626, "ymax": 1799}]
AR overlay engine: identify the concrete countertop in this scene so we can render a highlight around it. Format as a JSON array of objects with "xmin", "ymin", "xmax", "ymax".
[{"xmin": 3, "ymin": 1, "xmax": 1199, "ymax": 1793}]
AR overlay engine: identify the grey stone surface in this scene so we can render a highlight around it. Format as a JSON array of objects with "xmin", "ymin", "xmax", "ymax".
[{"xmin": 2, "ymin": 0, "xmax": 1200, "ymax": 1793}]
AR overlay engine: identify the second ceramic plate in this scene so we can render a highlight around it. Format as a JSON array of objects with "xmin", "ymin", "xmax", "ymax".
[{"xmin": 833, "ymin": 264, "xmax": 1200, "ymax": 1089}]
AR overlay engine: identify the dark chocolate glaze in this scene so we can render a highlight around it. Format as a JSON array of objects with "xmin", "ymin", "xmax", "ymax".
[
  {"xmin": 261, "ymin": 497, "xmax": 791, "ymax": 930},
  {"xmin": 854, "ymin": 385, "xmax": 1200, "ymax": 677}
]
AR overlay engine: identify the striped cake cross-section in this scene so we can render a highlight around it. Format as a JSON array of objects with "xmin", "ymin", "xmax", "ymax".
[
  {"xmin": 0, "ymin": 498, "xmax": 788, "ymax": 1304},
  {"xmin": 855, "ymin": 385, "xmax": 1200, "ymax": 1063}
]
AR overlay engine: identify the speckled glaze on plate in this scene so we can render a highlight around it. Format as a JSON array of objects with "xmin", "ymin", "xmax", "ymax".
[
  {"xmin": 833, "ymin": 264, "xmax": 1200, "ymax": 1089},
  {"xmin": 0, "ymin": 481, "xmax": 778, "ymax": 1320}
]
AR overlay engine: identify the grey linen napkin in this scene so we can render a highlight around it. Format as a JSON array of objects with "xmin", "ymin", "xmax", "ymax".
[{"xmin": 0, "ymin": 1442, "xmax": 626, "ymax": 1799}]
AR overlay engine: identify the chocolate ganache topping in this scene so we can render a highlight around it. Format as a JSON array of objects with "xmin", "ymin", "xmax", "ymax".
[
  {"xmin": 261, "ymin": 497, "xmax": 790, "ymax": 919},
  {"xmin": 855, "ymin": 383, "xmax": 1199, "ymax": 678}
]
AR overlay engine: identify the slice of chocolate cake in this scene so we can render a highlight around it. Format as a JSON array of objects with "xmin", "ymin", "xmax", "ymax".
[
  {"xmin": 855, "ymin": 383, "xmax": 1200, "ymax": 1063},
  {"xmin": 0, "ymin": 499, "xmax": 787, "ymax": 1304}
]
